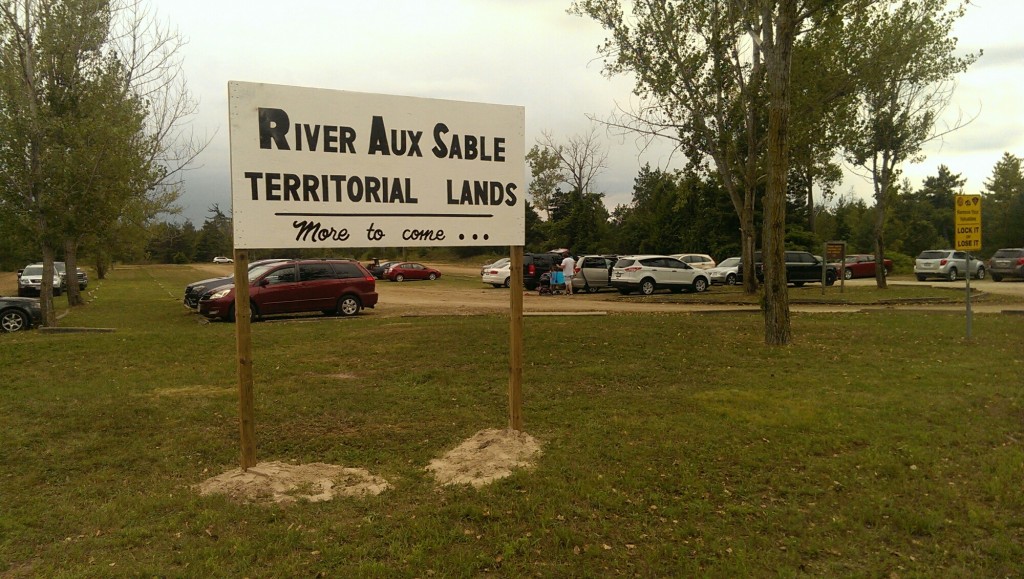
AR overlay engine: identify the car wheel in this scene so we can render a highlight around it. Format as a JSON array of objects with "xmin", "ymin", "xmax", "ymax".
[
  {"xmin": 975, "ymin": 266, "xmax": 985, "ymax": 280},
  {"xmin": 428, "ymin": 273, "xmax": 437, "ymax": 280},
  {"xmin": 395, "ymin": 274, "xmax": 405, "ymax": 282},
  {"xmin": 725, "ymin": 273, "xmax": 737, "ymax": 285},
  {"xmin": 586, "ymin": 284, "xmax": 599, "ymax": 294},
  {"xmin": 992, "ymin": 274, "xmax": 1003, "ymax": 282},
  {"xmin": 947, "ymin": 267, "xmax": 958, "ymax": 282},
  {"xmin": 916, "ymin": 274, "xmax": 926, "ymax": 281},
  {"xmin": 826, "ymin": 273, "xmax": 836, "ymax": 286},
  {"xmin": 639, "ymin": 278, "xmax": 656, "ymax": 296},
  {"xmin": 503, "ymin": 277, "xmax": 510, "ymax": 288},
  {"xmin": 1, "ymin": 309, "xmax": 29, "ymax": 332},
  {"xmin": 693, "ymin": 277, "xmax": 708, "ymax": 293},
  {"xmin": 844, "ymin": 268, "xmax": 853, "ymax": 280},
  {"xmin": 337, "ymin": 295, "xmax": 361, "ymax": 316}
]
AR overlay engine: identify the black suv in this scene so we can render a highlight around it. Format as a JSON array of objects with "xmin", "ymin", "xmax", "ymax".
[
  {"xmin": 522, "ymin": 252, "xmax": 565, "ymax": 290},
  {"xmin": 737, "ymin": 251, "xmax": 837, "ymax": 286}
]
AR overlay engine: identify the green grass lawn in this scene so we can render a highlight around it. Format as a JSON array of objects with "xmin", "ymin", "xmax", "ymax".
[{"xmin": 1, "ymin": 265, "xmax": 1021, "ymax": 576}]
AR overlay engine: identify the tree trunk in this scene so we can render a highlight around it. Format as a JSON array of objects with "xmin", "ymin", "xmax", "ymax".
[
  {"xmin": 762, "ymin": 2, "xmax": 798, "ymax": 346},
  {"xmin": 741, "ymin": 203, "xmax": 758, "ymax": 294},
  {"xmin": 65, "ymin": 238, "xmax": 83, "ymax": 306},
  {"xmin": 872, "ymin": 161, "xmax": 891, "ymax": 290},
  {"xmin": 40, "ymin": 244, "xmax": 57, "ymax": 327}
]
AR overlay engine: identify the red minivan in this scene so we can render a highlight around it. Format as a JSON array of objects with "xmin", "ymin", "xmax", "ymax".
[{"xmin": 198, "ymin": 259, "xmax": 378, "ymax": 322}]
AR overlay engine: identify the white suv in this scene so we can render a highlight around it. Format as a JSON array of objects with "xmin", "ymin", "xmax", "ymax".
[
  {"xmin": 914, "ymin": 250, "xmax": 985, "ymax": 281},
  {"xmin": 611, "ymin": 255, "xmax": 711, "ymax": 295}
]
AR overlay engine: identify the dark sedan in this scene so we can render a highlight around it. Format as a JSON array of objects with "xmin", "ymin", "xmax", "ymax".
[{"xmin": 1, "ymin": 296, "xmax": 42, "ymax": 332}]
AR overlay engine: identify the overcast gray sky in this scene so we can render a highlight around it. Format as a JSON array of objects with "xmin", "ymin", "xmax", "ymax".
[{"xmin": 152, "ymin": 0, "xmax": 1024, "ymax": 224}]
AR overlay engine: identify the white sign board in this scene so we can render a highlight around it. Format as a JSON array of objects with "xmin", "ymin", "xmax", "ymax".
[{"xmin": 228, "ymin": 82, "xmax": 526, "ymax": 249}]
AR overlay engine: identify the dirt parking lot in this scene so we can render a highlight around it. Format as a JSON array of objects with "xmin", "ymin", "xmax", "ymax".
[{"xmin": 4, "ymin": 262, "xmax": 1023, "ymax": 318}]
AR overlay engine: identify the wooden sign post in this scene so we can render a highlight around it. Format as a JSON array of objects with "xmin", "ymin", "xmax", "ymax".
[{"xmin": 508, "ymin": 246, "xmax": 524, "ymax": 431}]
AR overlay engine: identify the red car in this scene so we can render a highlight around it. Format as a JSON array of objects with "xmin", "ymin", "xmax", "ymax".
[
  {"xmin": 834, "ymin": 254, "xmax": 893, "ymax": 280},
  {"xmin": 198, "ymin": 259, "xmax": 377, "ymax": 321},
  {"xmin": 384, "ymin": 262, "xmax": 441, "ymax": 282}
]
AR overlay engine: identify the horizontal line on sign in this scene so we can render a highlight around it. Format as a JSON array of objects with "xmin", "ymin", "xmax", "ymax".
[{"xmin": 275, "ymin": 212, "xmax": 494, "ymax": 218}]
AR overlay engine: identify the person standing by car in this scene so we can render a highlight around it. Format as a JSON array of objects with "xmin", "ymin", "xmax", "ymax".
[{"xmin": 561, "ymin": 252, "xmax": 576, "ymax": 296}]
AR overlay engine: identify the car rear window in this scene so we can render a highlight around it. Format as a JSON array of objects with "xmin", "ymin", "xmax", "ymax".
[
  {"xmin": 918, "ymin": 251, "xmax": 947, "ymax": 259},
  {"xmin": 614, "ymin": 258, "xmax": 637, "ymax": 268},
  {"xmin": 992, "ymin": 249, "xmax": 1024, "ymax": 258}
]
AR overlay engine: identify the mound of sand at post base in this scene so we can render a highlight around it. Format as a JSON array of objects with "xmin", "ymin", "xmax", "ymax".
[
  {"xmin": 426, "ymin": 429, "xmax": 542, "ymax": 488},
  {"xmin": 195, "ymin": 461, "xmax": 391, "ymax": 505}
]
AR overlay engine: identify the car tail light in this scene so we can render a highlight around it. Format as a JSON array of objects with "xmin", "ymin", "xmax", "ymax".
[
  {"xmin": 364, "ymin": 275, "xmax": 375, "ymax": 282},
  {"xmin": 1017, "ymin": 258, "xmax": 1024, "ymax": 266},
  {"xmin": 940, "ymin": 259, "xmax": 948, "ymax": 266},
  {"xmin": 625, "ymin": 266, "xmax": 642, "ymax": 272},
  {"xmin": 528, "ymin": 264, "xmax": 535, "ymax": 276}
]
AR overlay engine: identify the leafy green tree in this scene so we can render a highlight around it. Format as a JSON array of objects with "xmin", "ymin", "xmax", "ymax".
[
  {"xmin": 194, "ymin": 204, "xmax": 233, "ymax": 262},
  {"xmin": 982, "ymin": 153, "xmax": 1024, "ymax": 250},
  {"xmin": 572, "ymin": 0, "xmax": 766, "ymax": 295},
  {"xmin": 844, "ymin": 0, "xmax": 978, "ymax": 289},
  {"xmin": 525, "ymin": 145, "xmax": 563, "ymax": 221}
]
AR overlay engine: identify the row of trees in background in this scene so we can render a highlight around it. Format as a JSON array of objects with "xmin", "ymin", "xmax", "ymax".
[
  {"xmin": 0, "ymin": 0, "xmax": 201, "ymax": 325},
  {"xmin": 140, "ymin": 150, "xmax": 1023, "ymax": 276}
]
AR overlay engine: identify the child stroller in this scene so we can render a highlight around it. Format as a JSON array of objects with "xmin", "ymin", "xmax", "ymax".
[{"xmin": 537, "ymin": 269, "xmax": 565, "ymax": 295}]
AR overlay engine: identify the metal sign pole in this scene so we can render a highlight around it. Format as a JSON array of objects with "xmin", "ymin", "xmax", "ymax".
[{"xmin": 966, "ymin": 256, "xmax": 973, "ymax": 340}]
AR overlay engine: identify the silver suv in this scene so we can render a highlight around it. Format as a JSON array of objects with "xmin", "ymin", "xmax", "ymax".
[
  {"xmin": 610, "ymin": 255, "xmax": 711, "ymax": 295},
  {"xmin": 914, "ymin": 250, "xmax": 985, "ymax": 281}
]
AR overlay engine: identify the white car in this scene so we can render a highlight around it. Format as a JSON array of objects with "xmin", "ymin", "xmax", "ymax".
[
  {"xmin": 914, "ymin": 250, "xmax": 985, "ymax": 281},
  {"xmin": 611, "ymin": 255, "xmax": 711, "ymax": 295},
  {"xmin": 213, "ymin": 256, "xmax": 234, "ymax": 264},
  {"xmin": 482, "ymin": 262, "xmax": 512, "ymax": 288},
  {"xmin": 706, "ymin": 256, "xmax": 741, "ymax": 285},
  {"xmin": 17, "ymin": 264, "xmax": 63, "ymax": 296},
  {"xmin": 670, "ymin": 253, "xmax": 717, "ymax": 270}
]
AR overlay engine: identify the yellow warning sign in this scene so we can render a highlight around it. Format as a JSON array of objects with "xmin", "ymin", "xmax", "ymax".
[{"xmin": 954, "ymin": 195, "xmax": 982, "ymax": 251}]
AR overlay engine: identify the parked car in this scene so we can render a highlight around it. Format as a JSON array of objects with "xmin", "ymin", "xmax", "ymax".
[
  {"xmin": 184, "ymin": 258, "xmax": 287, "ymax": 309},
  {"xmin": 52, "ymin": 262, "xmax": 88, "ymax": 290},
  {"xmin": 914, "ymin": 250, "xmax": 985, "ymax": 281},
  {"xmin": 522, "ymin": 252, "xmax": 565, "ymax": 291},
  {"xmin": 482, "ymin": 262, "xmax": 512, "ymax": 288},
  {"xmin": 213, "ymin": 256, "xmax": 233, "ymax": 264},
  {"xmin": 17, "ymin": 264, "xmax": 63, "ymax": 296},
  {"xmin": 670, "ymin": 253, "xmax": 717, "ymax": 270},
  {"xmin": 571, "ymin": 254, "xmax": 618, "ymax": 293},
  {"xmin": 611, "ymin": 255, "xmax": 711, "ymax": 295},
  {"xmin": 198, "ymin": 259, "xmax": 377, "ymax": 322},
  {"xmin": 707, "ymin": 257, "xmax": 741, "ymax": 285},
  {"xmin": 0, "ymin": 296, "xmax": 42, "ymax": 332},
  {"xmin": 367, "ymin": 259, "xmax": 401, "ymax": 279},
  {"xmin": 988, "ymin": 248, "xmax": 1024, "ymax": 282},
  {"xmin": 480, "ymin": 257, "xmax": 510, "ymax": 276},
  {"xmin": 833, "ymin": 254, "xmax": 893, "ymax": 280},
  {"xmin": 385, "ymin": 262, "xmax": 441, "ymax": 282},
  {"xmin": 736, "ymin": 251, "xmax": 837, "ymax": 286}
]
